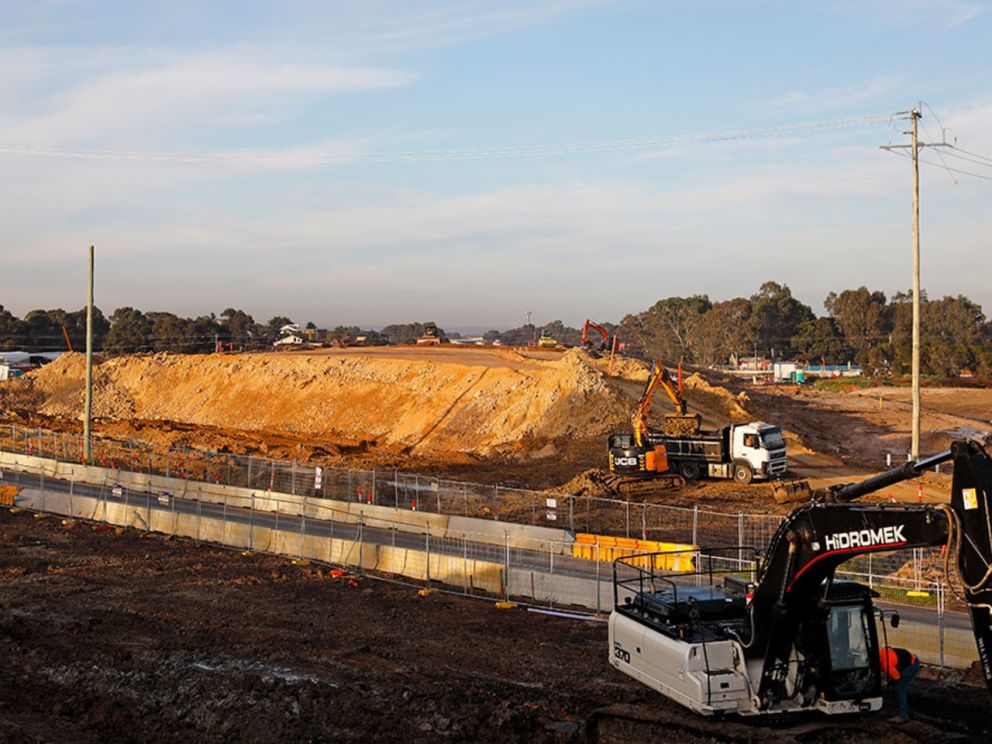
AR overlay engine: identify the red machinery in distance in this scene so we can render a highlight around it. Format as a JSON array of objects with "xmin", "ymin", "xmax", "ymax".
[{"xmin": 581, "ymin": 319, "xmax": 622, "ymax": 376}]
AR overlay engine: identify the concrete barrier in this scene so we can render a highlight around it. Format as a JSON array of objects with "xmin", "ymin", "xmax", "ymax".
[
  {"xmin": 11, "ymin": 486, "xmax": 506, "ymax": 599},
  {"xmin": 0, "ymin": 452, "xmax": 575, "ymax": 551}
]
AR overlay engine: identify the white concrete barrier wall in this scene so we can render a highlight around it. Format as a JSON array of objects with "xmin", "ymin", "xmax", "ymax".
[{"xmin": 0, "ymin": 452, "xmax": 572, "ymax": 552}]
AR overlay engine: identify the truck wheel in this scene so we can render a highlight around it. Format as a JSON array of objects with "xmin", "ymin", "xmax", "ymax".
[
  {"xmin": 732, "ymin": 461, "xmax": 753, "ymax": 485},
  {"xmin": 678, "ymin": 461, "xmax": 701, "ymax": 481}
]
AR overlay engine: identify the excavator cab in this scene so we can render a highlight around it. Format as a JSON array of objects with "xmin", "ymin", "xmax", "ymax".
[{"xmin": 817, "ymin": 583, "xmax": 880, "ymax": 707}]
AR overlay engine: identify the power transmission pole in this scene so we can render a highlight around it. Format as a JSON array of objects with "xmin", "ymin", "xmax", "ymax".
[
  {"xmin": 83, "ymin": 245, "xmax": 94, "ymax": 462},
  {"xmin": 880, "ymin": 107, "xmax": 948, "ymax": 459}
]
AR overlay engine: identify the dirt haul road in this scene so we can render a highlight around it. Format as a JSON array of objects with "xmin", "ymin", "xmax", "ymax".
[{"xmin": 1, "ymin": 510, "xmax": 989, "ymax": 743}]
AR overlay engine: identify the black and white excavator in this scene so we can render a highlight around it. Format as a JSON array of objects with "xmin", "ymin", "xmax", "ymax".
[{"xmin": 609, "ymin": 431, "xmax": 992, "ymax": 716}]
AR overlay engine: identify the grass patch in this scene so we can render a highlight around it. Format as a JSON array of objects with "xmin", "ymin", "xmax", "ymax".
[{"xmin": 811, "ymin": 377, "xmax": 879, "ymax": 392}]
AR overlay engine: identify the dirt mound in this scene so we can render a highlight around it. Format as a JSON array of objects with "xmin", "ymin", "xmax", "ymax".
[
  {"xmin": 683, "ymin": 372, "xmax": 751, "ymax": 422},
  {"xmin": 559, "ymin": 468, "xmax": 617, "ymax": 498},
  {"xmin": 26, "ymin": 348, "xmax": 631, "ymax": 459},
  {"xmin": 586, "ymin": 353, "xmax": 650, "ymax": 382}
]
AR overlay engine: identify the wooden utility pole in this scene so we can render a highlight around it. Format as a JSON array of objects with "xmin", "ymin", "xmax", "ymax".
[
  {"xmin": 910, "ymin": 109, "xmax": 921, "ymax": 459},
  {"xmin": 880, "ymin": 107, "xmax": 947, "ymax": 459},
  {"xmin": 84, "ymin": 245, "xmax": 94, "ymax": 462}
]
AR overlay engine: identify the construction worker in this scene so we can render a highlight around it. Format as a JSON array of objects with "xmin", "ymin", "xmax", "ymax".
[{"xmin": 879, "ymin": 645, "xmax": 921, "ymax": 723}]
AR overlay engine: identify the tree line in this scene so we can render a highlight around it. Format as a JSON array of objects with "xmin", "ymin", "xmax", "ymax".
[
  {"xmin": 617, "ymin": 281, "xmax": 992, "ymax": 377},
  {"xmin": 3, "ymin": 281, "xmax": 990, "ymax": 376}
]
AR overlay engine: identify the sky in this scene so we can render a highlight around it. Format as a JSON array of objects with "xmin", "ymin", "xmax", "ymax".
[{"xmin": 2, "ymin": 0, "xmax": 992, "ymax": 331}]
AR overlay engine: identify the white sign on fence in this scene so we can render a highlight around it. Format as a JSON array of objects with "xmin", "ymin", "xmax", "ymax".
[
  {"xmin": 546, "ymin": 510, "xmax": 557, "ymax": 521},
  {"xmin": 314, "ymin": 466, "xmax": 322, "ymax": 490},
  {"xmin": 546, "ymin": 497, "xmax": 557, "ymax": 508}
]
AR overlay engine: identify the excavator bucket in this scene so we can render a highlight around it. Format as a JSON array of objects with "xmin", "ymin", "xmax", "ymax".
[
  {"xmin": 662, "ymin": 414, "xmax": 701, "ymax": 437},
  {"xmin": 771, "ymin": 478, "xmax": 812, "ymax": 504}
]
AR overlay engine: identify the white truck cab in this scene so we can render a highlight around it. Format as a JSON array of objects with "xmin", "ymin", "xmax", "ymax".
[{"xmin": 726, "ymin": 422, "xmax": 787, "ymax": 483}]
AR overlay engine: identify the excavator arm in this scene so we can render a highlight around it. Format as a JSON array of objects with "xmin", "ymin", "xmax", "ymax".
[
  {"xmin": 581, "ymin": 319, "xmax": 610, "ymax": 348},
  {"xmin": 631, "ymin": 361, "xmax": 694, "ymax": 446},
  {"xmin": 747, "ymin": 437, "xmax": 992, "ymax": 706}
]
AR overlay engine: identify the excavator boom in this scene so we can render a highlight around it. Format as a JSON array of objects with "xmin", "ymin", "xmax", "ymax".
[{"xmin": 609, "ymin": 434, "xmax": 992, "ymax": 715}]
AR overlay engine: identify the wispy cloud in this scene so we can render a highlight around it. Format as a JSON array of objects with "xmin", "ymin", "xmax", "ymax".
[
  {"xmin": 834, "ymin": 0, "xmax": 987, "ymax": 29},
  {"xmin": 0, "ymin": 46, "xmax": 412, "ymax": 147},
  {"xmin": 764, "ymin": 78, "xmax": 899, "ymax": 114}
]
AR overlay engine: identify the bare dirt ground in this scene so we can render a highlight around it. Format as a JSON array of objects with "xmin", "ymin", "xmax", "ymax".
[
  {"xmin": 2, "ymin": 348, "xmax": 988, "ymax": 508},
  {"xmin": 2, "ymin": 510, "xmax": 988, "ymax": 743}
]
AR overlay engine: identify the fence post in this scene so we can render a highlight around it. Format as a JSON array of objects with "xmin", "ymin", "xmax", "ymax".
[
  {"xmin": 371, "ymin": 469, "xmax": 376, "ymax": 504},
  {"xmin": 426, "ymin": 525, "xmax": 431, "ymax": 587},
  {"xmin": 38, "ymin": 426, "xmax": 43, "ymax": 458},
  {"xmin": 196, "ymin": 487, "xmax": 202, "ymax": 543},
  {"xmin": 249, "ymin": 493, "xmax": 255, "ymax": 551},
  {"xmin": 358, "ymin": 519, "xmax": 364, "ymax": 574},
  {"xmin": 738, "ymin": 512, "xmax": 744, "ymax": 567},
  {"xmin": 642, "ymin": 504, "xmax": 647, "ymax": 540},
  {"xmin": 69, "ymin": 478, "xmax": 74, "ymax": 516},
  {"xmin": 300, "ymin": 500, "xmax": 306, "ymax": 560},
  {"xmin": 938, "ymin": 581, "xmax": 946, "ymax": 668},
  {"xmin": 494, "ymin": 485, "xmax": 500, "ymax": 520},
  {"xmin": 595, "ymin": 542, "xmax": 601, "ymax": 615},
  {"xmin": 625, "ymin": 500, "xmax": 630, "ymax": 538},
  {"xmin": 463, "ymin": 534, "xmax": 469, "ymax": 594},
  {"xmin": 503, "ymin": 530, "xmax": 510, "ymax": 601},
  {"xmin": 549, "ymin": 542, "xmax": 555, "ymax": 609}
]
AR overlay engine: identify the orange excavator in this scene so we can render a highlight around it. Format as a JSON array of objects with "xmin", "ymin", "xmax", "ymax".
[
  {"xmin": 608, "ymin": 360, "xmax": 702, "ymax": 482},
  {"xmin": 631, "ymin": 360, "xmax": 701, "ymax": 443},
  {"xmin": 581, "ymin": 319, "xmax": 618, "ymax": 353}
]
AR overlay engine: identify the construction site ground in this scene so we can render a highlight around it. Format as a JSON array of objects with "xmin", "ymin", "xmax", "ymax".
[
  {"xmin": 3, "ymin": 346, "xmax": 986, "ymax": 511},
  {"xmin": 1, "ymin": 509, "xmax": 989, "ymax": 743}
]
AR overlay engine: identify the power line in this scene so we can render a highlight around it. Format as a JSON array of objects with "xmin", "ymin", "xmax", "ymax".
[{"xmin": 0, "ymin": 113, "xmax": 893, "ymax": 166}]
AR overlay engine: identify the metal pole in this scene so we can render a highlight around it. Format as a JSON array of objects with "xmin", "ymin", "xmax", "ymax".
[
  {"xmin": 426, "ymin": 526, "xmax": 431, "ymax": 587},
  {"xmin": 911, "ymin": 107, "xmax": 922, "ymax": 460},
  {"xmin": 595, "ymin": 542, "xmax": 601, "ymax": 615},
  {"xmin": 503, "ymin": 530, "xmax": 510, "ymax": 601},
  {"xmin": 84, "ymin": 245, "xmax": 94, "ymax": 463}
]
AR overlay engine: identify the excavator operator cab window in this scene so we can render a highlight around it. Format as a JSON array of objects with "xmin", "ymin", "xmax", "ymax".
[{"xmin": 822, "ymin": 601, "xmax": 876, "ymax": 700}]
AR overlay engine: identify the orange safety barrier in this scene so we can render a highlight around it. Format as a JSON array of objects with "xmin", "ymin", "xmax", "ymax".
[
  {"xmin": 572, "ymin": 533, "xmax": 697, "ymax": 572},
  {"xmin": 0, "ymin": 485, "xmax": 18, "ymax": 507}
]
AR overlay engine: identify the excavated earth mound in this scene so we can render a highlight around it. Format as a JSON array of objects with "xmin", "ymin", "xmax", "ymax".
[
  {"xmin": 682, "ymin": 372, "xmax": 752, "ymax": 422},
  {"xmin": 25, "ymin": 349, "xmax": 631, "ymax": 458}
]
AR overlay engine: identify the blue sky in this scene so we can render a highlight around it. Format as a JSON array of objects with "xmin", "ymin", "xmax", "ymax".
[{"xmin": 2, "ymin": 0, "xmax": 991, "ymax": 330}]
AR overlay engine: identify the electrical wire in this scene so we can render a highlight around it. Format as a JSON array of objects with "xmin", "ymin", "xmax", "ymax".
[{"xmin": 0, "ymin": 113, "xmax": 893, "ymax": 166}]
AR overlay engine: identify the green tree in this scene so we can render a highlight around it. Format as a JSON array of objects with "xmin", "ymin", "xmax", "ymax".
[
  {"xmin": 22, "ymin": 309, "xmax": 63, "ymax": 351},
  {"xmin": 189, "ymin": 316, "xmax": 221, "ymax": 353},
  {"xmin": 824, "ymin": 287, "xmax": 891, "ymax": 360},
  {"xmin": 747, "ymin": 281, "xmax": 814, "ymax": 358},
  {"xmin": 103, "ymin": 307, "xmax": 152, "ymax": 354},
  {"xmin": 619, "ymin": 295, "xmax": 711, "ymax": 363},
  {"xmin": 694, "ymin": 298, "xmax": 754, "ymax": 366},
  {"xmin": 220, "ymin": 308, "xmax": 256, "ymax": 349},
  {"xmin": 147, "ymin": 312, "xmax": 192, "ymax": 352},
  {"xmin": 792, "ymin": 317, "xmax": 847, "ymax": 364},
  {"xmin": 0, "ymin": 305, "xmax": 26, "ymax": 350}
]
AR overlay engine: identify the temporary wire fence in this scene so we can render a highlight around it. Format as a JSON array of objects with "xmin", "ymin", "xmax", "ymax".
[{"xmin": 0, "ymin": 424, "xmax": 976, "ymax": 668}]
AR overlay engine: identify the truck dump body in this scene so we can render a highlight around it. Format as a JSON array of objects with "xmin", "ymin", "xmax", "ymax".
[{"xmin": 649, "ymin": 428, "xmax": 728, "ymax": 463}]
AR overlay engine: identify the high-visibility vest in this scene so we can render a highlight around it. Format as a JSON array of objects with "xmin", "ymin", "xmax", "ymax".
[{"xmin": 879, "ymin": 647, "xmax": 918, "ymax": 681}]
